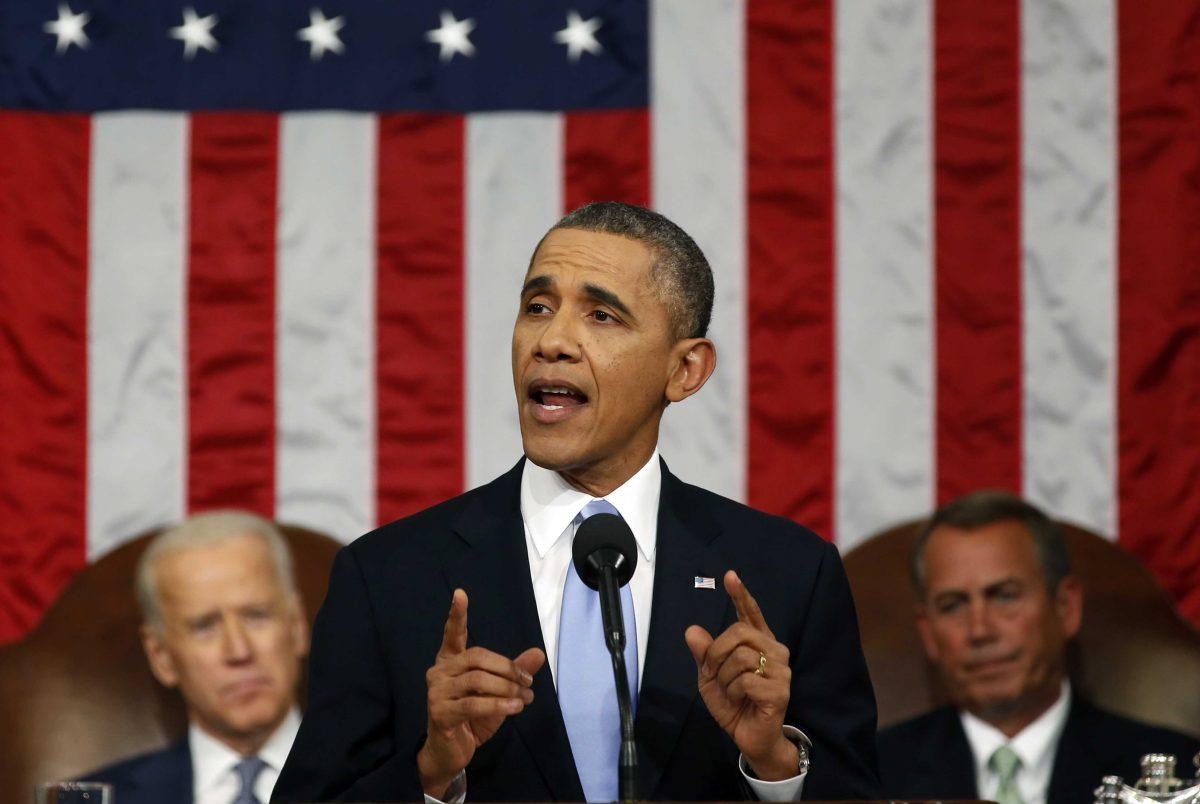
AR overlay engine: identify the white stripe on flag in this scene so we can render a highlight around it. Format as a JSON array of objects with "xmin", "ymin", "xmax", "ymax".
[
  {"xmin": 466, "ymin": 113, "xmax": 563, "ymax": 487},
  {"xmin": 276, "ymin": 112, "xmax": 378, "ymax": 542},
  {"xmin": 834, "ymin": 0, "xmax": 935, "ymax": 550},
  {"xmin": 87, "ymin": 112, "xmax": 187, "ymax": 558},
  {"xmin": 1021, "ymin": 0, "xmax": 1117, "ymax": 537},
  {"xmin": 652, "ymin": 0, "xmax": 747, "ymax": 502}
]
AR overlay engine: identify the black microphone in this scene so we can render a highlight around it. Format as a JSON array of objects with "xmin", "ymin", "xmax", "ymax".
[{"xmin": 573, "ymin": 512, "xmax": 639, "ymax": 802}]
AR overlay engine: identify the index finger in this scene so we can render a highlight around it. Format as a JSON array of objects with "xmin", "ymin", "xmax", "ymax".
[
  {"xmin": 724, "ymin": 571, "xmax": 772, "ymax": 635},
  {"xmin": 440, "ymin": 588, "xmax": 469, "ymax": 655}
]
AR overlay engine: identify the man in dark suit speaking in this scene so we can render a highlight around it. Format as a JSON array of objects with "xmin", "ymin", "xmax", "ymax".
[{"xmin": 274, "ymin": 202, "xmax": 879, "ymax": 802}]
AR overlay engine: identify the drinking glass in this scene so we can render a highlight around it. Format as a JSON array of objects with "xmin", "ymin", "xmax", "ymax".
[{"xmin": 34, "ymin": 781, "xmax": 113, "ymax": 803}]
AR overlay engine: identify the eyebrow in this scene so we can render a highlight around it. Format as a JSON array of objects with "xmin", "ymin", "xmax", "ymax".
[
  {"xmin": 521, "ymin": 276, "xmax": 636, "ymax": 321},
  {"xmin": 582, "ymin": 282, "xmax": 634, "ymax": 319},
  {"xmin": 521, "ymin": 274, "xmax": 553, "ymax": 296}
]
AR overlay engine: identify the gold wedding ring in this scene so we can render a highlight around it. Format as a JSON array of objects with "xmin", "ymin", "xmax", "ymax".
[{"xmin": 755, "ymin": 651, "xmax": 767, "ymax": 677}]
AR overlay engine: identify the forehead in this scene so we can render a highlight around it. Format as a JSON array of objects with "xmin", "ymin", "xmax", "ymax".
[
  {"xmin": 527, "ymin": 228, "xmax": 654, "ymax": 287},
  {"xmin": 922, "ymin": 520, "xmax": 1044, "ymax": 591},
  {"xmin": 154, "ymin": 534, "xmax": 283, "ymax": 613}
]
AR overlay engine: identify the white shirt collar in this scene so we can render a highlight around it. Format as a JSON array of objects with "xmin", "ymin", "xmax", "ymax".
[
  {"xmin": 961, "ymin": 680, "xmax": 1072, "ymax": 783},
  {"xmin": 189, "ymin": 708, "xmax": 301, "ymax": 794},
  {"xmin": 520, "ymin": 450, "xmax": 661, "ymax": 563}
]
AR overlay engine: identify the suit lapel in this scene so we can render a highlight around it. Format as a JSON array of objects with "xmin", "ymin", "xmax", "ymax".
[
  {"xmin": 909, "ymin": 708, "xmax": 978, "ymax": 798},
  {"xmin": 1047, "ymin": 695, "xmax": 1097, "ymax": 804},
  {"xmin": 131, "ymin": 739, "xmax": 192, "ymax": 803},
  {"xmin": 446, "ymin": 460, "xmax": 584, "ymax": 801},
  {"xmin": 634, "ymin": 463, "xmax": 729, "ymax": 798}
]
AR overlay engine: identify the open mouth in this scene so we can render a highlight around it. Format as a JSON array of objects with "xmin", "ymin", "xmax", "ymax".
[{"xmin": 527, "ymin": 381, "xmax": 589, "ymax": 420}]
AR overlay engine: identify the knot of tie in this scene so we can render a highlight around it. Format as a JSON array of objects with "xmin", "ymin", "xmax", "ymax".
[
  {"xmin": 576, "ymin": 498, "xmax": 621, "ymax": 524},
  {"xmin": 232, "ymin": 755, "xmax": 267, "ymax": 804},
  {"xmin": 988, "ymin": 744, "xmax": 1024, "ymax": 804}
]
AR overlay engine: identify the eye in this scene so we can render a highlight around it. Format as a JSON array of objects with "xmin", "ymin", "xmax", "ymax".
[
  {"xmin": 243, "ymin": 606, "xmax": 273, "ymax": 623},
  {"xmin": 590, "ymin": 309, "xmax": 618, "ymax": 324},
  {"xmin": 934, "ymin": 597, "xmax": 966, "ymax": 615},
  {"xmin": 525, "ymin": 301, "xmax": 551, "ymax": 315},
  {"xmin": 189, "ymin": 616, "xmax": 220, "ymax": 636}
]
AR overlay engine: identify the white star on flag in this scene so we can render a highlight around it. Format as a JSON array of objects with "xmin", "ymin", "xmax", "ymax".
[
  {"xmin": 44, "ymin": 3, "xmax": 91, "ymax": 55},
  {"xmin": 554, "ymin": 10, "xmax": 602, "ymax": 62},
  {"xmin": 297, "ymin": 8, "xmax": 345, "ymax": 61},
  {"xmin": 425, "ymin": 10, "xmax": 476, "ymax": 63},
  {"xmin": 169, "ymin": 7, "xmax": 219, "ymax": 60}
]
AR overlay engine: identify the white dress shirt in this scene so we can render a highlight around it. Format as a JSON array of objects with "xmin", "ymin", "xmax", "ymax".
[
  {"xmin": 189, "ymin": 708, "xmax": 300, "ymax": 804},
  {"xmin": 521, "ymin": 448, "xmax": 660, "ymax": 684},
  {"xmin": 960, "ymin": 681, "xmax": 1072, "ymax": 804},
  {"xmin": 521, "ymin": 452, "xmax": 806, "ymax": 801}
]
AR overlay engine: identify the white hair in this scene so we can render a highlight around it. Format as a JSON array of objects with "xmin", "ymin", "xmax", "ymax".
[{"xmin": 136, "ymin": 510, "xmax": 298, "ymax": 630}]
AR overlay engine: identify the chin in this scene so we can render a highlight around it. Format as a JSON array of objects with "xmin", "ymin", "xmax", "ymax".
[
  {"xmin": 225, "ymin": 705, "xmax": 285, "ymax": 736},
  {"xmin": 965, "ymin": 685, "xmax": 1024, "ymax": 718},
  {"xmin": 522, "ymin": 437, "xmax": 588, "ymax": 473}
]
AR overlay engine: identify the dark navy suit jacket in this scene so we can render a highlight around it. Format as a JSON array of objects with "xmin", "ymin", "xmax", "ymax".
[
  {"xmin": 274, "ymin": 459, "xmax": 880, "ymax": 801},
  {"xmin": 85, "ymin": 738, "xmax": 192, "ymax": 804},
  {"xmin": 878, "ymin": 695, "xmax": 1200, "ymax": 804}
]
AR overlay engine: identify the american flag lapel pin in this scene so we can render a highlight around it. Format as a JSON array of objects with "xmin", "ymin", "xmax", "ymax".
[{"xmin": 694, "ymin": 576, "xmax": 716, "ymax": 590}]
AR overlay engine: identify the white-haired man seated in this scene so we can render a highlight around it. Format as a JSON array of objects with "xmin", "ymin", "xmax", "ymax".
[{"xmin": 86, "ymin": 511, "xmax": 309, "ymax": 804}]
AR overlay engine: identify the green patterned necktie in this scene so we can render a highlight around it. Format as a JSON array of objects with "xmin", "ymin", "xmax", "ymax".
[{"xmin": 989, "ymin": 744, "xmax": 1025, "ymax": 804}]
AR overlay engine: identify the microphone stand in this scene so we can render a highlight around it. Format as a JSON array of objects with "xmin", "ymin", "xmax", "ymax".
[{"xmin": 597, "ymin": 562, "xmax": 639, "ymax": 802}]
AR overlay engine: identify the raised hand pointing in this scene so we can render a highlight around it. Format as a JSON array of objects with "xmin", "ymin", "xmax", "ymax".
[{"xmin": 417, "ymin": 589, "xmax": 546, "ymax": 798}]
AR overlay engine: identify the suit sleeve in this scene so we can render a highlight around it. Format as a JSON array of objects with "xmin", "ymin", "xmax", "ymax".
[
  {"xmin": 787, "ymin": 538, "xmax": 881, "ymax": 800},
  {"xmin": 272, "ymin": 546, "xmax": 425, "ymax": 803}
]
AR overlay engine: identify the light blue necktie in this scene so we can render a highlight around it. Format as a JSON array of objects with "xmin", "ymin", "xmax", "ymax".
[
  {"xmin": 557, "ymin": 499, "xmax": 639, "ymax": 803},
  {"xmin": 232, "ymin": 755, "xmax": 266, "ymax": 804}
]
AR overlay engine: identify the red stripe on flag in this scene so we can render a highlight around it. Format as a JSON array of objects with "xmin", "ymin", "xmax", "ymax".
[
  {"xmin": 187, "ymin": 114, "xmax": 279, "ymax": 516},
  {"xmin": 746, "ymin": 0, "xmax": 836, "ymax": 538},
  {"xmin": 934, "ymin": 1, "xmax": 1023, "ymax": 502},
  {"xmin": 1117, "ymin": 0, "xmax": 1200, "ymax": 625},
  {"xmin": 376, "ymin": 114, "xmax": 465, "ymax": 524},
  {"xmin": 564, "ymin": 109, "xmax": 650, "ymax": 210},
  {"xmin": 0, "ymin": 114, "xmax": 90, "ymax": 643}
]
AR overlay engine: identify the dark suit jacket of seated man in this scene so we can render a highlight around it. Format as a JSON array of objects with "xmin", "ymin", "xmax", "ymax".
[
  {"xmin": 877, "ymin": 491, "xmax": 1200, "ymax": 804},
  {"xmin": 273, "ymin": 202, "xmax": 880, "ymax": 802}
]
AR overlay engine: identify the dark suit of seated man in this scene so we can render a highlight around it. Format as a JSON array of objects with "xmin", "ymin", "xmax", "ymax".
[
  {"xmin": 274, "ymin": 202, "xmax": 880, "ymax": 802},
  {"xmin": 86, "ymin": 512, "xmax": 310, "ymax": 804},
  {"xmin": 877, "ymin": 492, "xmax": 1200, "ymax": 804}
]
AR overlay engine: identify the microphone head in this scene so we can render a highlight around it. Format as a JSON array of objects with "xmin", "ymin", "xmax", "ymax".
[{"xmin": 572, "ymin": 513, "xmax": 637, "ymax": 591}]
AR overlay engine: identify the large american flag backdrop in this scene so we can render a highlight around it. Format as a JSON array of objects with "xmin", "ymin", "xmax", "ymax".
[{"xmin": 1, "ymin": 0, "xmax": 1198, "ymax": 643}]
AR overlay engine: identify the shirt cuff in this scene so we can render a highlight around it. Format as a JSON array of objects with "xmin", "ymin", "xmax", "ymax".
[
  {"xmin": 423, "ymin": 770, "xmax": 467, "ymax": 804},
  {"xmin": 738, "ymin": 725, "xmax": 810, "ymax": 802}
]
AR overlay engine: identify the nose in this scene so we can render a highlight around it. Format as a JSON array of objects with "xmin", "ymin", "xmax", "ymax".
[
  {"xmin": 966, "ymin": 598, "xmax": 998, "ymax": 644},
  {"xmin": 533, "ymin": 306, "xmax": 581, "ymax": 362},
  {"xmin": 219, "ymin": 615, "xmax": 253, "ymax": 664}
]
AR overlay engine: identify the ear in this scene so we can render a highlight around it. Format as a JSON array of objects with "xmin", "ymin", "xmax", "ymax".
[
  {"xmin": 915, "ymin": 604, "xmax": 941, "ymax": 663},
  {"xmin": 665, "ymin": 337, "xmax": 716, "ymax": 404},
  {"xmin": 1054, "ymin": 576, "xmax": 1083, "ymax": 639},
  {"xmin": 141, "ymin": 623, "xmax": 181, "ymax": 689}
]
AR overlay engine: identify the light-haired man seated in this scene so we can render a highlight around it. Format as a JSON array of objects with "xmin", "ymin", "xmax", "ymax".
[
  {"xmin": 86, "ymin": 512, "xmax": 310, "ymax": 804},
  {"xmin": 877, "ymin": 491, "xmax": 1199, "ymax": 804}
]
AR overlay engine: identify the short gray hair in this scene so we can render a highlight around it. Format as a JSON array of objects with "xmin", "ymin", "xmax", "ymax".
[
  {"xmin": 910, "ymin": 490, "xmax": 1072, "ymax": 597},
  {"xmin": 136, "ymin": 510, "xmax": 297, "ymax": 630},
  {"xmin": 541, "ymin": 201, "xmax": 715, "ymax": 341}
]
